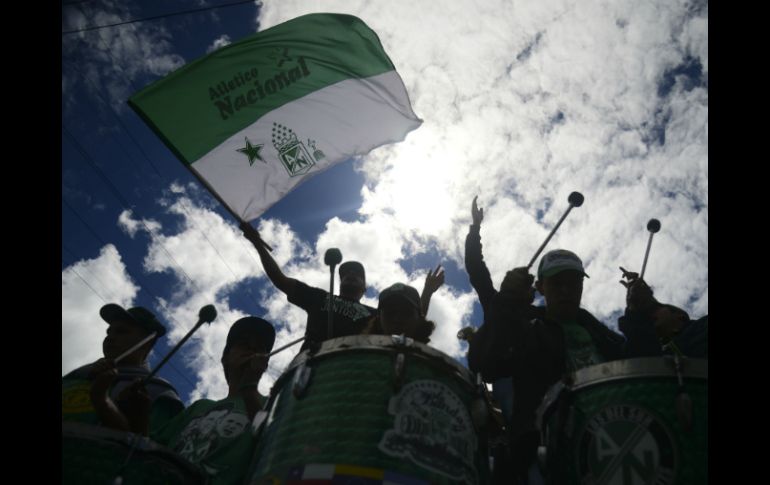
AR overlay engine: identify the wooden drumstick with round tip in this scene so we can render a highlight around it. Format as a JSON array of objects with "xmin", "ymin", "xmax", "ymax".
[
  {"xmin": 324, "ymin": 248, "xmax": 342, "ymax": 340},
  {"xmin": 526, "ymin": 191, "xmax": 585, "ymax": 270},
  {"xmin": 141, "ymin": 304, "xmax": 217, "ymax": 384},
  {"xmin": 252, "ymin": 336, "xmax": 307, "ymax": 359},
  {"xmin": 639, "ymin": 218, "xmax": 661, "ymax": 280},
  {"xmin": 113, "ymin": 332, "xmax": 158, "ymax": 364}
]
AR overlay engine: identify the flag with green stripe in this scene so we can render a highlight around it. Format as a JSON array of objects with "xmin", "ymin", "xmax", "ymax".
[{"xmin": 129, "ymin": 13, "xmax": 422, "ymax": 221}]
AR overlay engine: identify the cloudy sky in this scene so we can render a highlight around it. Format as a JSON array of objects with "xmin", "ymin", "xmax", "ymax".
[{"xmin": 62, "ymin": 0, "xmax": 708, "ymax": 404}]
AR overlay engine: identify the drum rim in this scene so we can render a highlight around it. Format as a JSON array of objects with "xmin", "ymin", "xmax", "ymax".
[
  {"xmin": 568, "ymin": 357, "xmax": 708, "ymax": 390},
  {"xmin": 62, "ymin": 421, "xmax": 209, "ymax": 480},
  {"xmin": 536, "ymin": 357, "xmax": 708, "ymax": 429},
  {"xmin": 275, "ymin": 334, "xmax": 475, "ymax": 388},
  {"xmin": 62, "ymin": 421, "xmax": 159, "ymax": 449}
]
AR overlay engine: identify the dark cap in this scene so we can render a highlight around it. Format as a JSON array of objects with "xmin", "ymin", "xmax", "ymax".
[
  {"xmin": 339, "ymin": 261, "xmax": 365, "ymax": 279},
  {"xmin": 100, "ymin": 303, "xmax": 167, "ymax": 337},
  {"xmin": 223, "ymin": 316, "xmax": 276, "ymax": 357},
  {"xmin": 378, "ymin": 283, "xmax": 422, "ymax": 313}
]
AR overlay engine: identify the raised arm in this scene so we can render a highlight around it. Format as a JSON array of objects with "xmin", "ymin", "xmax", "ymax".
[
  {"xmin": 240, "ymin": 221, "xmax": 297, "ymax": 297},
  {"xmin": 617, "ymin": 266, "xmax": 693, "ymax": 357},
  {"xmin": 420, "ymin": 264, "xmax": 445, "ymax": 316},
  {"xmin": 465, "ymin": 196, "xmax": 497, "ymax": 312}
]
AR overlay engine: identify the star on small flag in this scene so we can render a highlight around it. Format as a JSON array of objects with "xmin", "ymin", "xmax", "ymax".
[{"xmin": 237, "ymin": 137, "xmax": 265, "ymax": 166}]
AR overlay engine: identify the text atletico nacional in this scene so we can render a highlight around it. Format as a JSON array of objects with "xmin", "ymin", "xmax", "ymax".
[{"xmin": 209, "ymin": 57, "xmax": 312, "ymax": 120}]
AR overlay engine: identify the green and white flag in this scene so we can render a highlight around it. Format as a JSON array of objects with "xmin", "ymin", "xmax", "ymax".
[{"xmin": 129, "ymin": 13, "xmax": 421, "ymax": 222}]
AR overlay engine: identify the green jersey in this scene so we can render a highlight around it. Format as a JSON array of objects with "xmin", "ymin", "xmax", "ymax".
[
  {"xmin": 152, "ymin": 395, "xmax": 264, "ymax": 485},
  {"xmin": 562, "ymin": 320, "xmax": 604, "ymax": 372}
]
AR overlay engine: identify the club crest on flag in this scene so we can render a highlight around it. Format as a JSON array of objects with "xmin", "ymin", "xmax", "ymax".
[{"xmin": 271, "ymin": 122, "xmax": 322, "ymax": 177}]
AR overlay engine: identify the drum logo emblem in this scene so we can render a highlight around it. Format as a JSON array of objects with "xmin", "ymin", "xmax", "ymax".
[
  {"xmin": 62, "ymin": 382, "xmax": 95, "ymax": 414},
  {"xmin": 577, "ymin": 404, "xmax": 676, "ymax": 485},
  {"xmin": 379, "ymin": 380, "xmax": 478, "ymax": 483}
]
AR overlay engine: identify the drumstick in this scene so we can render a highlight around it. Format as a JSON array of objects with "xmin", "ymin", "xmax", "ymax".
[
  {"xmin": 113, "ymin": 332, "xmax": 157, "ymax": 364},
  {"xmin": 253, "ymin": 336, "xmax": 306, "ymax": 358}
]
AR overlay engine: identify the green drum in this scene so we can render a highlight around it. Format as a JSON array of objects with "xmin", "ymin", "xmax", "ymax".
[
  {"xmin": 247, "ymin": 335, "xmax": 489, "ymax": 484},
  {"xmin": 536, "ymin": 357, "xmax": 708, "ymax": 485},
  {"xmin": 62, "ymin": 422, "xmax": 208, "ymax": 485}
]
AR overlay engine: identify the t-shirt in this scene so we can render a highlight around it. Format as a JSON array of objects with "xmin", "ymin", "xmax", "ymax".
[
  {"xmin": 61, "ymin": 364, "xmax": 184, "ymax": 431},
  {"xmin": 288, "ymin": 281, "xmax": 376, "ymax": 349},
  {"xmin": 152, "ymin": 395, "xmax": 263, "ymax": 485},
  {"xmin": 562, "ymin": 321, "xmax": 604, "ymax": 372}
]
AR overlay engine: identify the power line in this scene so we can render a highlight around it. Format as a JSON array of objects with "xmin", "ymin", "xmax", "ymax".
[
  {"xmin": 64, "ymin": 28, "xmax": 269, "ymax": 320},
  {"xmin": 62, "ymin": 0, "xmax": 257, "ymax": 35},
  {"xmin": 62, "ymin": 243, "xmax": 199, "ymax": 390},
  {"xmin": 63, "ymin": 125, "xmax": 201, "ymax": 293},
  {"xmin": 62, "ymin": 245, "xmax": 111, "ymax": 302},
  {"xmin": 62, "ymin": 201, "xmax": 218, "ymax": 388},
  {"xmin": 62, "ymin": 60, "xmax": 163, "ymax": 179}
]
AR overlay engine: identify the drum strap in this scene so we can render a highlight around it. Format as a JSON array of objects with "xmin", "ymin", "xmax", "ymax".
[
  {"xmin": 110, "ymin": 433, "xmax": 143, "ymax": 485},
  {"xmin": 672, "ymin": 355, "xmax": 694, "ymax": 432}
]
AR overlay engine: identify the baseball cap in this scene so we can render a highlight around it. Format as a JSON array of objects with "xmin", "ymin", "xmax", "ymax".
[
  {"xmin": 339, "ymin": 261, "xmax": 365, "ymax": 280},
  {"xmin": 537, "ymin": 249, "xmax": 590, "ymax": 280},
  {"xmin": 378, "ymin": 283, "xmax": 421, "ymax": 312},
  {"xmin": 223, "ymin": 316, "xmax": 276, "ymax": 356},
  {"xmin": 100, "ymin": 303, "xmax": 167, "ymax": 337}
]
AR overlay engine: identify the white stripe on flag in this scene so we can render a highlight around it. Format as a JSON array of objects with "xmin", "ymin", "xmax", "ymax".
[{"xmin": 192, "ymin": 71, "xmax": 421, "ymax": 221}]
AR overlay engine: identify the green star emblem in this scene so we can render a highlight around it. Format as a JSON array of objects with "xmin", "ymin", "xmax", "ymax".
[{"xmin": 237, "ymin": 137, "xmax": 265, "ymax": 166}]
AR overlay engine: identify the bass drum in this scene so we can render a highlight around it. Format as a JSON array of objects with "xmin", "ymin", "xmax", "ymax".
[
  {"xmin": 62, "ymin": 421, "xmax": 208, "ymax": 485},
  {"xmin": 536, "ymin": 357, "xmax": 708, "ymax": 485},
  {"xmin": 247, "ymin": 334, "xmax": 490, "ymax": 484}
]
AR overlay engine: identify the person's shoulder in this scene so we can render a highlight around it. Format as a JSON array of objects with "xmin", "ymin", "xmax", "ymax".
[
  {"xmin": 62, "ymin": 363, "xmax": 92, "ymax": 380},
  {"xmin": 182, "ymin": 398, "xmax": 219, "ymax": 415},
  {"xmin": 116, "ymin": 365, "xmax": 151, "ymax": 377},
  {"xmin": 577, "ymin": 308, "xmax": 620, "ymax": 333},
  {"xmin": 577, "ymin": 307, "xmax": 605, "ymax": 324},
  {"xmin": 290, "ymin": 280, "xmax": 325, "ymax": 300},
  {"xmin": 360, "ymin": 302, "xmax": 377, "ymax": 313}
]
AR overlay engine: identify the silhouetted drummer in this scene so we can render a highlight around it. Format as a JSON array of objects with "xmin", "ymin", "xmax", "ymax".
[
  {"xmin": 465, "ymin": 198, "xmax": 626, "ymax": 484},
  {"xmin": 363, "ymin": 282, "xmax": 437, "ymax": 343},
  {"xmin": 619, "ymin": 268, "xmax": 708, "ymax": 359},
  {"xmin": 241, "ymin": 222, "xmax": 376, "ymax": 350},
  {"xmin": 241, "ymin": 222, "xmax": 445, "ymax": 350},
  {"xmin": 62, "ymin": 304, "xmax": 184, "ymax": 436},
  {"xmin": 152, "ymin": 316, "xmax": 276, "ymax": 485}
]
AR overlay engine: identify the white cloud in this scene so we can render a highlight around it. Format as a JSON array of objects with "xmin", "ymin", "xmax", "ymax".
[
  {"xmin": 132, "ymin": 189, "xmax": 477, "ymax": 400},
  {"xmin": 62, "ymin": 245, "xmax": 139, "ymax": 375},
  {"xmin": 256, "ymin": 0, "xmax": 707, "ymax": 329},
  {"xmin": 206, "ymin": 34, "xmax": 232, "ymax": 53},
  {"xmin": 62, "ymin": 0, "xmax": 186, "ymax": 112},
  {"xmin": 118, "ymin": 209, "xmax": 162, "ymax": 238},
  {"xmin": 95, "ymin": 0, "xmax": 706, "ymax": 400}
]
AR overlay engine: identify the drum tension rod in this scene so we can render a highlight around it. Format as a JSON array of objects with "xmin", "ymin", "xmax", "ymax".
[
  {"xmin": 292, "ymin": 361, "xmax": 313, "ymax": 399},
  {"xmin": 672, "ymin": 354, "xmax": 694, "ymax": 432},
  {"xmin": 393, "ymin": 353, "xmax": 406, "ymax": 391}
]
